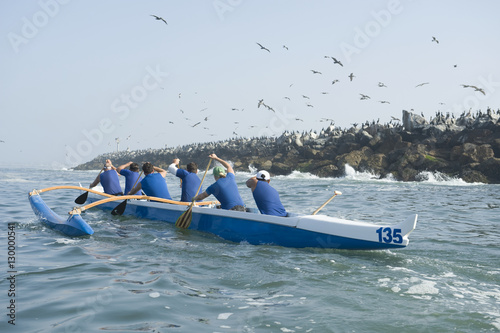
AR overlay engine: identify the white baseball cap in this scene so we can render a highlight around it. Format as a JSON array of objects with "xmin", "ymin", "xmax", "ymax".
[{"xmin": 256, "ymin": 170, "xmax": 270, "ymax": 181}]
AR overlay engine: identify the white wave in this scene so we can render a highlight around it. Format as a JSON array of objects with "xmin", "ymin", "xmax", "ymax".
[
  {"xmin": 43, "ymin": 238, "xmax": 80, "ymax": 245},
  {"xmin": 276, "ymin": 170, "xmax": 319, "ymax": 180},
  {"xmin": 415, "ymin": 171, "xmax": 483, "ymax": 186},
  {"xmin": 343, "ymin": 164, "xmax": 395, "ymax": 182}
]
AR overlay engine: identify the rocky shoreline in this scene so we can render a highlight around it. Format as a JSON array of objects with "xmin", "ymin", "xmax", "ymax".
[{"xmin": 74, "ymin": 109, "xmax": 500, "ymax": 184}]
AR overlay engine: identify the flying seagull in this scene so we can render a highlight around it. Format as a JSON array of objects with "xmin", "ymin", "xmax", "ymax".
[
  {"xmin": 378, "ymin": 100, "xmax": 390, "ymax": 104},
  {"xmin": 283, "ymin": 45, "xmax": 288, "ymax": 50},
  {"xmin": 331, "ymin": 57, "xmax": 343, "ymax": 67},
  {"xmin": 360, "ymin": 94, "xmax": 370, "ymax": 100},
  {"xmin": 311, "ymin": 70, "xmax": 322, "ymax": 74},
  {"xmin": 348, "ymin": 73, "xmax": 355, "ymax": 81},
  {"xmin": 378, "ymin": 82, "xmax": 387, "ymax": 88},
  {"xmin": 151, "ymin": 15, "xmax": 167, "ymax": 25},
  {"xmin": 415, "ymin": 82, "xmax": 429, "ymax": 88},
  {"xmin": 461, "ymin": 84, "xmax": 485, "ymax": 95},
  {"xmin": 431, "ymin": 36, "xmax": 439, "ymax": 44},
  {"xmin": 256, "ymin": 42, "xmax": 270, "ymax": 52}
]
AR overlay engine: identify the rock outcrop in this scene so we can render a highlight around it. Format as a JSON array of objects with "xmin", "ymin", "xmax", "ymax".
[{"xmin": 74, "ymin": 109, "xmax": 500, "ymax": 184}]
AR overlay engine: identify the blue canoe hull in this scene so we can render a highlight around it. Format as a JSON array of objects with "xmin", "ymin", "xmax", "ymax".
[
  {"xmin": 86, "ymin": 196, "xmax": 416, "ymax": 250},
  {"xmin": 28, "ymin": 194, "xmax": 94, "ymax": 237}
]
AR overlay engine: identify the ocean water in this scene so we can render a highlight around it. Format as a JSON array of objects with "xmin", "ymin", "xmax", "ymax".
[{"xmin": 1, "ymin": 166, "xmax": 499, "ymax": 332}]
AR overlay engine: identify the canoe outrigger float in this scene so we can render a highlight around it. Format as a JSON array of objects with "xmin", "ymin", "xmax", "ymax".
[{"xmin": 28, "ymin": 186, "xmax": 418, "ymax": 250}]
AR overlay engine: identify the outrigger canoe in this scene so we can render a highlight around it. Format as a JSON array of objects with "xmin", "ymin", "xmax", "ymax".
[{"xmin": 28, "ymin": 186, "xmax": 418, "ymax": 250}]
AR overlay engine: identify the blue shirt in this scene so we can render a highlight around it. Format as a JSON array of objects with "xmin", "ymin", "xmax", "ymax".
[
  {"xmin": 119, "ymin": 169, "xmax": 143, "ymax": 195},
  {"xmin": 206, "ymin": 173, "xmax": 244, "ymax": 210},
  {"xmin": 252, "ymin": 181, "xmax": 287, "ymax": 216},
  {"xmin": 176, "ymin": 169, "xmax": 202, "ymax": 202},
  {"xmin": 100, "ymin": 169, "xmax": 122, "ymax": 195},
  {"xmin": 140, "ymin": 173, "xmax": 172, "ymax": 200}
]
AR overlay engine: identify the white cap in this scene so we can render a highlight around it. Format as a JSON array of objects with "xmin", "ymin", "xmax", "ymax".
[{"xmin": 256, "ymin": 170, "xmax": 270, "ymax": 181}]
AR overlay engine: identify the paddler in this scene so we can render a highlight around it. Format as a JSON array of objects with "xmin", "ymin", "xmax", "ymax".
[
  {"xmin": 89, "ymin": 159, "xmax": 123, "ymax": 195},
  {"xmin": 129, "ymin": 162, "xmax": 172, "ymax": 200},
  {"xmin": 246, "ymin": 170, "xmax": 287, "ymax": 216},
  {"xmin": 191, "ymin": 154, "xmax": 245, "ymax": 211},
  {"xmin": 167, "ymin": 158, "xmax": 202, "ymax": 202},
  {"xmin": 116, "ymin": 161, "xmax": 144, "ymax": 195}
]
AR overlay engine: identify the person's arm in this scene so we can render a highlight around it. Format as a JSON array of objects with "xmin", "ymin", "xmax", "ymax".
[
  {"xmin": 246, "ymin": 177, "xmax": 258, "ymax": 191},
  {"xmin": 116, "ymin": 161, "xmax": 132, "ymax": 174},
  {"xmin": 129, "ymin": 182, "xmax": 142, "ymax": 195},
  {"xmin": 153, "ymin": 166, "xmax": 167, "ymax": 178},
  {"xmin": 209, "ymin": 153, "xmax": 234, "ymax": 174},
  {"xmin": 168, "ymin": 158, "xmax": 180, "ymax": 175},
  {"xmin": 89, "ymin": 173, "xmax": 101, "ymax": 188},
  {"xmin": 192, "ymin": 191, "xmax": 209, "ymax": 202}
]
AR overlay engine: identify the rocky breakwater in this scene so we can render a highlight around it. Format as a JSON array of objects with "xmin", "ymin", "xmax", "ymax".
[{"xmin": 75, "ymin": 109, "xmax": 500, "ymax": 184}]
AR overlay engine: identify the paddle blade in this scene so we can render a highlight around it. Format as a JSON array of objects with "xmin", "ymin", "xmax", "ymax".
[
  {"xmin": 74, "ymin": 191, "xmax": 89, "ymax": 204},
  {"xmin": 175, "ymin": 206, "xmax": 193, "ymax": 229},
  {"xmin": 111, "ymin": 200, "xmax": 127, "ymax": 216}
]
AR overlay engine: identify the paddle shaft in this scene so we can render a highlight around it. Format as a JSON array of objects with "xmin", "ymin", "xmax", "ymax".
[
  {"xmin": 195, "ymin": 158, "xmax": 212, "ymax": 197},
  {"xmin": 311, "ymin": 192, "xmax": 341, "ymax": 215},
  {"xmin": 127, "ymin": 171, "xmax": 143, "ymax": 195},
  {"xmin": 176, "ymin": 158, "xmax": 212, "ymax": 229},
  {"xmin": 111, "ymin": 171, "xmax": 143, "ymax": 215}
]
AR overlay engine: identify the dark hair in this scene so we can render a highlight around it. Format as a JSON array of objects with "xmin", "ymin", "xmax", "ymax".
[
  {"xmin": 142, "ymin": 162, "xmax": 154, "ymax": 174},
  {"xmin": 187, "ymin": 162, "xmax": 198, "ymax": 173},
  {"xmin": 130, "ymin": 162, "xmax": 140, "ymax": 172}
]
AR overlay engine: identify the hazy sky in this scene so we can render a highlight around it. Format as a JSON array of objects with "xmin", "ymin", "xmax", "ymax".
[{"xmin": 1, "ymin": 0, "xmax": 499, "ymax": 169}]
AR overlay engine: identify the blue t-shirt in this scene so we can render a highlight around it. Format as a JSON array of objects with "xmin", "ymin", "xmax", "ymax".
[
  {"xmin": 252, "ymin": 181, "xmax": 287, "ymax": 216},
  {"xmin": 140, "ymin": 173, "xmax": 172, "ymax": 200},
  {"xmin": 176, "ymin": 169, "xmax": 202, "ymax": 202},
  {"xmin": 206, "ymin": 173, "xmax": 244, "ymax": 210},
  {"xmin": 100, "ymin": 169, "xmax": 122, "ymax": 195},
  {"xmin": 120, "ymin": 169, "xmax": 143, "ymax": 195}
]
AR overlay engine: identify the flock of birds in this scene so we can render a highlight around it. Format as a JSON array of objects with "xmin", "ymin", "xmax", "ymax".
[{"xmin": 135, "ymin": 14, "xmax": 490, "ymax": 148}]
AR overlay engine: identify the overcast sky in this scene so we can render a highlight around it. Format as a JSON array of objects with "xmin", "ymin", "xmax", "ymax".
[{"xmin": 1, "ymin": 0, "xmax": 499, "ymax": 169}]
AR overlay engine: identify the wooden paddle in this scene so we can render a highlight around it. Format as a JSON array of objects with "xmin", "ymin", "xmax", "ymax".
[
  {"xmin": 111, "ymin": 171, "xmax": 143, "ymax": 216},
  {"xmin": 311, "ymin": 191, "xmax": 342, "ymax": 215},
  {"xmin": 175, "ymin": 158, "xmax": 212, "ymax": 229},
  {"xmin": 75, "ymin": 168, "xmax": 104, "ymax": 204}
]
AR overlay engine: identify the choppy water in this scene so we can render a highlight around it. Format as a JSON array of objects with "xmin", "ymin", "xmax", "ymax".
[{"xmin": 1, "ymin": 166, "xmax": 499, "ymax": 332}]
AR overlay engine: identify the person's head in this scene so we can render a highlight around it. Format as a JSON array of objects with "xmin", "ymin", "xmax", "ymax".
[
  {"xmin": 213, "ymin": 166, "xmax": 226, "ymax": 179},
  {"xmin": 256, "ymin": 170, "xmax": 271, "ymax": 183},
  {"xmin": 142, "ymin": 162, "xmax": 154, "ymax": 175},
  {"xmin": 129, "ymin": 162, "xmax": 140, "ymax": 172},
  {"xmin": 187, "ymin": 162, "xmax": 198, "ymax": 173},
  {"xmin": 104, "ymin": 160, "xmax": 112, "ymax": 170}
]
